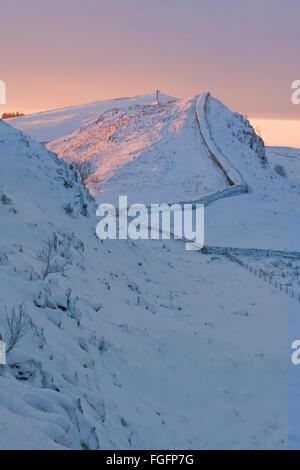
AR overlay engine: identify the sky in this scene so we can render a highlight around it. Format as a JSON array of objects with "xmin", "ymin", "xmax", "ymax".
[{"xmin": 0, "ymin": 0, "xmax": 299, "ymax": 146}]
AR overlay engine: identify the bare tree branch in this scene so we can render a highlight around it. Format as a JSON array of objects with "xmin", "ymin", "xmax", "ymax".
[
  {"xmin": 70, "ymin": 159, "xmax": 95, "ymax": 186},
  {"xmin": 5, "ymin": 301, "xmax": 29, "ymax": 354},
  {"xmin": 37, "ymin": 233, "xmax": 64, "ymax": 280}
]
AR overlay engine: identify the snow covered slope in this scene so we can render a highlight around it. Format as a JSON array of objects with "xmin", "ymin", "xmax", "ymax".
[
  {"xmin": 48, "ymin": 96, "xmax": 228, "ymax": 205},
  {"xmin": 9, "ymin": 92, "xmax": 174, "ymax": 143},
  {"xmin": 46, "ymin": 92, "xmax": 299, "ymax": 251},
  {"xmin": 0, "ymin": 118, "xmax": 293, "ymax": 449},
  {"xmin": 203, "ymin": 96, "xmax": 300, "ymax": 251},
  {"xmin": 46, "ymin": 93, "xmax": 267, "ymax": 207},
  {"xmin": 266, "ymin": 146, "xmax": 300, "ymax": 185}
]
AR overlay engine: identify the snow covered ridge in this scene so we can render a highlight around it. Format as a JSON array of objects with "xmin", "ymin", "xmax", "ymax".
[
  {"xmin": 47, "ymin": 93, "xmax": 267, "ymax": 206},
  {"xmin": 9, "ymin": 92, "xmax": 175, "ymax": 143},
  {"xmin": 204, "ymin": 94, "xmax": 266, "ymax": 167},
  {"xmin": 204, "ymin": 95, "xmax": 300, "ymax": 252},
  {"xmin": 0, "ymin": 116, "xmax": 294, "ymax": 449},
  {"xmin": 46, "ymin": 90, "xmax": 300, "ymax": 252},
  {"xmin": 197, "ymin": 93, "xmax": 250, "ymax": 190}
]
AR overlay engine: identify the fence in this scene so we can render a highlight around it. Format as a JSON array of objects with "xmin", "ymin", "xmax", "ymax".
[{"xmin": 224, "ymin": 251, "xmax": 300, "ymax": 302}]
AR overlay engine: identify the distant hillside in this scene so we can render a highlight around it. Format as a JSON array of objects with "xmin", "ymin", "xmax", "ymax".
[
  {"xmin": 2, "ymin": 112, "xmax": 25, "ymax": 120},
  {"xmin": 46, "ymin": 92, "xmax": 300, "ymax": 251},
  {"xmin": 0, "ymin": 117, "xmax": 292, "ymax": 449},
  {"xmin": 8, "ymin": 92, "xmax": 175, "ymax": 142}
]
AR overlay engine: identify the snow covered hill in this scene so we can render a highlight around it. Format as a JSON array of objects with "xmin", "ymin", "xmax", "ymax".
[
  {"xmin": 48, "ymin": 96, "xmax": 228, "ymax": 205},
  {"xmin": 47, "ymin": 94, "xmax": 263, "ymax": 205},
  {"xmin": 0, "ymin": 116, "xmax": 296, "ymax": 449},
  {"xmin": 204, "ymin": 97, "xmax": 300, "ymax": 251},
  {"xmin": 8, "ymin": 92, "xmax": 175, "ymax": 143},
  {"xmin": 266, "ymin": 146, "xmax": 300, "ymax": 185},
  {"xmin": 46, "ymin": 92, "xmax": 300, "ymax": 252}
]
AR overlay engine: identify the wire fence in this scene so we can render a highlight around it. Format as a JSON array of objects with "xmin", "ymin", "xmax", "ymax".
[{"xmin": 225, "ymin": 252, "xmax": 300, "ymax": 302}]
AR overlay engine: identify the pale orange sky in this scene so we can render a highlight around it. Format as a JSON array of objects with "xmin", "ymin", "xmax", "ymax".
[
  {"xmin": 1, "ymin": 0, "xmax": 299, "ymax": 148},
  {"xmin": 250, "ymin": 119, "xmax": 300, "ymax": 148}
]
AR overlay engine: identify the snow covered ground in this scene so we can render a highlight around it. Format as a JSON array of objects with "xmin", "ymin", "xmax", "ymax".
[
  {"xmin": 266, "ymin": 146, "xmax": 300, "ymax": 185},
  {"xmin": 48, "ymin": 96, "xmax": 227, "ymax": 205},
  {"xmin": 202, "ymin": 97, "xmax": 300, "ymax": 252},
  {"xmin": 8, "ymin": 92, "xmax": 175, "ymax": 143},
  {"xmin": 1, "ymin": 92, "xmax": 299, "ymax": 449},
  {"xmin": 45, "ymin": 92, "xmax": 300, "ymax": 252}
]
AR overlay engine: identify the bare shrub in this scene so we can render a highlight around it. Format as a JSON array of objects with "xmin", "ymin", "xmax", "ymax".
[
  {"xmin": 70, "ymin": 159, "xmax": 95, "ymax": 186},
  {"xmin": 4, "ymin": 301, "xmax": 29, "ymax": 354},
  {"xmin": 98, "ymin": 337, "xmax": 108, "ymax": 354},
  {"xmin": 2, "ymin": 112, "xmax": 25, "ymax": 120},
  {"xmin": 63, "ymin": 203, "xmax": 74, "ymax": 215},
  {"xmin": 1, "ymin": 193, "xmax": 13, "ymax": 205},
  {"xmin": 37, "ymin": 233, "xmax": 64, "ymax": 280},
  {"xmin": 274, "ymin": 164, "xmax": 287, "ymax": 178}
]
